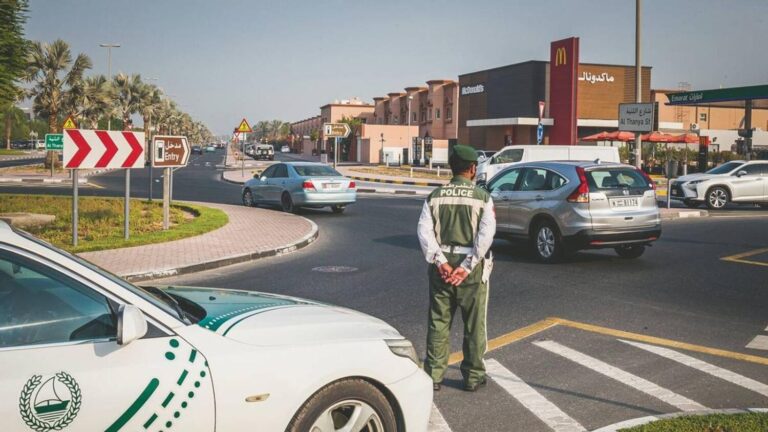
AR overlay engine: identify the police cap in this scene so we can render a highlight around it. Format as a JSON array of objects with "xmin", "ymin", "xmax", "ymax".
[{"xmin": 451, "ymin": 144, "xmax": 477, "ymax": 162}]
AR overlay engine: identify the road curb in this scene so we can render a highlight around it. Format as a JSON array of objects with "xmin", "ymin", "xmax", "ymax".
[
  {"xmin": 0, "ymin": 177, "xmax": 89, "ymax": 184},
  {"xmin": 659, "ymin": 208, "xmax": 709, "ymax": 220},
  {"xmin": 220, "ymin": 172, "xmax": 245, "ymax": 185},
  {"xmin": 347, "ymin": 175, "xmax": 444, "ymax": 187},
  {"xmin": 591, "ymin": 408, "xmax": 768, "ymax": 431},
  {"xmin": 121, "ymin": 218, "xmax": 319, "ymax": 282},
  {"xmin": 357, "ymin": 187, "xmax": 427, "ymax": 196}
]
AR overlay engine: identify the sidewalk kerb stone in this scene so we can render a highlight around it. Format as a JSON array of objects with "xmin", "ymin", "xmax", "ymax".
[{"xmin": 591, "ymin": 408, "xmax": 768, "ymax": 432}]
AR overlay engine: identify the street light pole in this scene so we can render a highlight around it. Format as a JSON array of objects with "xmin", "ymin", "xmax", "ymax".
[
  {"xmin": 99, "ymin": 44, "xmax": 120, "ymax": 131},
  {"xmin": 407, "ymin": 95, "xmax": 413, "ymax": 165},
  {"xmin": 146, "ymin": 77, "xmax": 159, "ymax": 202},
  {"xmin": 634, "ymin": 0, "xmax": 642, "ymax": 169}
]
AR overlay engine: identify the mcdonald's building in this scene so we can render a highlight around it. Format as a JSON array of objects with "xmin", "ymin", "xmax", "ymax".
[{"xmin": 458, "ymin": 37, "xmax": 653, "ymax": 150}]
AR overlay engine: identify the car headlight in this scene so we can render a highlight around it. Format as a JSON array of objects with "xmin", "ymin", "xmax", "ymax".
[
  {"xmin": 687, "ymin": 180, "xmax": 704, "ymax": 186},
  {"xmin": 386, "ymin": 339, "xmax": 420, "ymax": 366}
]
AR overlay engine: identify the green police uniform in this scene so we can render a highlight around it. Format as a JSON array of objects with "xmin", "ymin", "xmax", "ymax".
[{"xmin": 417, "ymin": 145, "xmax": 496, "ymax": 388}]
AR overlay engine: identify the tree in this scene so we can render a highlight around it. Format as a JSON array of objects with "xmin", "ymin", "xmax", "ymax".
[
  {"xmin": 66, "ymin": 74, "xmax": 112, "ymax": 129},
  {"xmin": 136, "ymin": 82, "xmax": 162, "ymax": 144},
  {"xmin": 112, "ymin": 73, "xmax": 142, "ymax": 130},
  {"xmin": 0, "ymin": 0, "xmax": 29, "ymax": 109},
  {"xmin": 338, "ymin": 116, "xmax": 362, "ymax": 161},
  {"xmin": 25, "ymin": 39, "xmax": 91, "ymax": 167}
]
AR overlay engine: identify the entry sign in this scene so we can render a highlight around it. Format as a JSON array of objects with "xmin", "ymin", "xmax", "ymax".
[
  {"xmin": 152, "ymin": 135, "xmax": 190, "ymax": 168},
  {"xmin": 323, "ymin": 123, "xmax": 351, "ymax": 138},
  {"xmin": 619, "ymin": 103, "xmax": 655, "ymax": 132},
  {"xmin": 45, "ymin": 134, "xmax": 64, "ymax": 151}
]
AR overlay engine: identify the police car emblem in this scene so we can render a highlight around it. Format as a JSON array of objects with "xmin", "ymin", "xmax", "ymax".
[{"xmin": 18, "ymin": 372, "xmax": 81, "ymax": 432}]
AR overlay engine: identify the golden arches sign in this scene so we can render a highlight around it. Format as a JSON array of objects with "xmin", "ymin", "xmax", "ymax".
[{"xmin": 555, "ymin": 47, "xmax": 567, "ymax": 67}]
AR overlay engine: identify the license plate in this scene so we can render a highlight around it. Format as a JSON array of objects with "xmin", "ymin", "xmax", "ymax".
[
  {"xmin": 323, "ymin": 183, "xmax": 341, "ymax": 190},
  {"xmin": 610, "ymin": 197, "xmax": 638, "ymax": 208}
]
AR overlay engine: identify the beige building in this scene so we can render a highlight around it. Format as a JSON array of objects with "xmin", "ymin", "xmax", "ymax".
[{"xmin": 290, "ymin": 116, "xmax": 321, "ymax": 155}]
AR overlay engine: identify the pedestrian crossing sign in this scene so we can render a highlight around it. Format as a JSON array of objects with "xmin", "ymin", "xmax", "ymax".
[
  {"xmin": 62, "ymin": 115, "xmax": 77, "ymax": 130},
  {"xmin": 236, "ymin": 118, "xmax": 252, "ymax": 133}
]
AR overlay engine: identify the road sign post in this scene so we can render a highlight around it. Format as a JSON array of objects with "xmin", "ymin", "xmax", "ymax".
[
  {"xmin": 151, "ymin": 135, "xmax": 190, "ymax": 230},
  {"xmin": 236, "ymin": 119, "xmax": 252, "ymax": 179},
  {"xmin": 323, "ymin": 123, "xmax": 351, "ymax": 169},
  {"xmin": 63, "ymin": 129, "xmax": 145, "ymax": 245}
]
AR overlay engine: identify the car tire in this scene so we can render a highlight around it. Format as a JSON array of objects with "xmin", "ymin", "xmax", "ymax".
[
  {"xmin": 286, "ymin": 379, "xmax": 398, "ymax": 432},
  {"xmin": 615, "ymin": 245, "xmax": 646, "ymax": 259},
  {"xmin": 331, "ymin": 205, "xmax": 346, "ymax": 214},
  {"xmin": 706, "ymin": 186, "xmax": 729, "ymax": 210},
  {"xmin": 530, "ymin": 220, "xmax": 563, "ymax": 264},
  {"xmin": 683, "ymin": 199, "xmax": 700, "ymax": 209},
  {"xmin": 281, "ymin": 192, "xmax": 296, "ymax": 213},
  {"xmin": 242, "ymin": 189, "xmax": 255, "ymax": 207}
]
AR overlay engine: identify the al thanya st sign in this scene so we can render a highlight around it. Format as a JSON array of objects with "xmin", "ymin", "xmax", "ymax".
[{"xmin": 618, "ymin": 103, "xmax": 655, "ymax": 133}]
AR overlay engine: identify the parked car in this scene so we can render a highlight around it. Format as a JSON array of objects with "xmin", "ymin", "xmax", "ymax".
[
  {"xmin": 281, "ymin": 145, "xmax": 290, "ymax": 153},
  {"xmin": 0, "ymin": 222, "xmax": 431, "ymax": 432},
  {"xmin": 242, "ymin": 162, "xmax": 356, "ymax": 213},
  {"xmin": 191, "ymin": 145, "xmax": 203, "ymax": 155},
  {"xmin": 476, "ymin": 145, "xmax": 621, "ymax": 185},
  {"xmin": 252, "ymin": 144, "xmax": 275, "ymax": 161},
  {"xmin": 205, "ymin": 145, "xmax": 216, "ymax": 152},
  {"xmin": 670, "ymin": 160, "xmax": 768, "ymax": 209},
  {"xmin": 486, "ymin": 160, "xmax": 660, "ymax": 262}
]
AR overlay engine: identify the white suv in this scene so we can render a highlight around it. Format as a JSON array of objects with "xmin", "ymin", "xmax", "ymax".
[
  {"xmin": 671, "ymin": 160, "xmax": 768, "ymax": 209},
  {"xmin": 0, "ymin": 222, "xmax": 431, "ymax": 432}
]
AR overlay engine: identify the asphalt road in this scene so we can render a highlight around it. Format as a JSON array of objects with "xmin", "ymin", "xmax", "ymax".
[
  {"xmin": 4, "ymin": 149, "xmax": 768, "ymax": 431},
  {"xmin": 0, "ymin": 156, "xmax": 44, "ymax": 169}
]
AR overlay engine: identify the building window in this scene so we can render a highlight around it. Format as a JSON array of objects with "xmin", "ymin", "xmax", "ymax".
[
  {"xmin": 446, "ymin": 104, "xmax": 453, "ymax": 121},
  {"xmin": 428, "ymin": 108, "xmax": 432, "ymax": 120},
  {"xmin": 412, "ymin": 112, "xmax": 417, "ymax": 122},
  {"xmin": 699, "ymin": 113, "xmax": 708, "ymax": 122},
  {"xmin": 436, "ymin": 109, "xmax": 441, "ymax": 119}
]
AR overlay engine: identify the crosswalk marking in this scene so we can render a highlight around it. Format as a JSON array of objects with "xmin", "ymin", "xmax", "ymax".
[
  {"xmin": 746, "ymin": 335, "xmax": 768, "ymax": 351},
  {"xmin": 486, "ymin": 359, "xmax": 586, "ymax": 432},
  {"xmin": 428, "ymin": 403, "xmax": 453, "ymax": 432},
  {"xmin": 620, "ymin": 339, "xmax": 768, "ymax": 398},
  {"xmin": 532, "ymin": 340, "xmax": 707, "ymax": 412}
]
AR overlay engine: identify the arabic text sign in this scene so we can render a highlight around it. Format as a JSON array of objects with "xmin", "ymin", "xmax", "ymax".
[
  {"xmin": 323, "ymin": 123, "xmax": 351, "ymax": 138},
  {"xmin": 45, "ymin": 134, "xmax": 63, "ymax": 151},
  {"xmin": 152, "ymin": 135, "xmax": 190, "ymax": 168},
  {"xmin": 618, "ymin": 103, "xmax": 655, "ymax": 133},
  {"xmin": 63, "ymin": 129, "xmax": 145, "ymax": 169}
]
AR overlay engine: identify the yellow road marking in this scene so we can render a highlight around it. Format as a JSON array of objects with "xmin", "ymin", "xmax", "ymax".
[
  {"xmin": 448, "ymin": 318, "xmax": 559, "ymax": 365},
  {"xmin": 445, "ymin": 317, "xmax": 768, "ymax": 367},
  {"xmin": 88, "ymin": 182, "xmax": 105, "ymax": 189},
  {"xmin": 721, "ymin": 247, "xmax": 768, "ymax": 268}
]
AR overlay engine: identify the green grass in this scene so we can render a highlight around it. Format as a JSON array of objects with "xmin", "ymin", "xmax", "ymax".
[
  {"xmin": 0, "ymin": 149, "xmax": 26, "ymax": 156},
  {"xmin": 620, "ymin": 412, "xmax": 768, "ymax": 432},
  {"xmin": 0, "ymin": 194, "xmax": 228, "ymax": 253}
]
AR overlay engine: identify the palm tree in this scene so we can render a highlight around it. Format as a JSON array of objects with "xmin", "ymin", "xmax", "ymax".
[
  {"xmin": 25, "ymin": 39, "xmax": 91, "ymax": 167},
  {"xmin": 255, "ymin": 121, "xmax": 269, "ymax": 142},
  {"xmin": 112, "ymin": 73, "xmax": 143, "ymax": 130},
  {"xmin": 66, "ymin": 74, "xmax": 112, "ymax": 129},
  {"xmin": 25, "ymin": 39, "xmax": 92, "ymax": 134},
  {"xmin": 136, "ymin": 82, "xmax": 162, "ymax": 138},
  {"xmin": 4, "ymin": 87, "xmax": 27, "ymax": 150}
]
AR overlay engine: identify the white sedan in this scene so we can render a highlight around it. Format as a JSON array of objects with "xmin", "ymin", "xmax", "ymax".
[{"xmin": 0, "ymin": 222, "xmax": 432, "ymax": 432}]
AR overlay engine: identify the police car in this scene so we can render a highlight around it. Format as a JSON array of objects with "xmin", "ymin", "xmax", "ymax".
[{"xmin": 0, "ymin": 222, "xmax": 431, "ymax": 432}]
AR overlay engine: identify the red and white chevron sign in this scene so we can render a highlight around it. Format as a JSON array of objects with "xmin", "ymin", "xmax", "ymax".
[{"xmin": 63, "ymin": 129, "xmax": 145, "ymax": 169}]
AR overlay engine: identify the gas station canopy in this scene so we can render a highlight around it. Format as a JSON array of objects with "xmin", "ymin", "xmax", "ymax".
[{"xmin": 665, "ymin": 84, "xmax": 768, "ymax": 109}]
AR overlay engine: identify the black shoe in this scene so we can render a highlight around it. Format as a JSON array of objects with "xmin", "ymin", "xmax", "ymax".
[
  {"xmin": 433, "ymin": 382, "xmax": 441, "ymax": 391},
  {"xmin": 463, "ymin": 377, "xmax": 487, "ymax": 392}
]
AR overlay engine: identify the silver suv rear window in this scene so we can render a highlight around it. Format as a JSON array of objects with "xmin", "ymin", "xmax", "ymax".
[{"xmin": 587, "ymin": 168, "xmax": 649, "ymax": 190}]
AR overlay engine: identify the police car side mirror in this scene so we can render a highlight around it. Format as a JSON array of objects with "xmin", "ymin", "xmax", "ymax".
[
  {"xmin": 117, "ymin": 304, "xmax": 148, "ymax": 346},
  {"xmin": 736, "ymin": 170, "xmax": 747, "ymax": 177}
]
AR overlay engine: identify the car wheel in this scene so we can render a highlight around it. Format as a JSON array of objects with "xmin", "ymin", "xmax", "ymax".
[
  {"xmin": 331, "ymin": 205, "xmax": 346, "ymax": 214},
  {"xmin": 615, "ymin": 245, "xmax": 646, "ymax": 259},
  {"xmin": 706, "ymin": 186, "xmax": 729, "ymax": 210},
  {"xmin": 683, "ymin": 199, "xmax": 700, "ymax": 209},
  {"xmin": 281, "ymin": 192, "xmax": 296, "ymax": 213},
  {"xmin": 242, "ymin": 189, "xmax": 255, "ymax": 207},
  {"xmin": 530, "ymin": 220, "xmax": 562, "ymax": 263},
  {"xmin": 286, "ymin": 379, "xmax": 397, "ymax": 432}
]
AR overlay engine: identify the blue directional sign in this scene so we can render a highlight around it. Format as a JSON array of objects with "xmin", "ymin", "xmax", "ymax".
[{"xmin": 537, "ymin": 124, "xmax": 544, "ymax": 145}]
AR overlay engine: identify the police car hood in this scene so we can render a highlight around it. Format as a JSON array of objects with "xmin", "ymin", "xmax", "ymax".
[{"xmin": 165, "ymin": 287, "xmax": 401, "ymax": 346}]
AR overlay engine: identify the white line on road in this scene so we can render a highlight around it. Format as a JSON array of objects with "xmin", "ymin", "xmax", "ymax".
[
  {"xmin": 486, "ymin": 359, "xmax": 586, "ymax": 432},
  {"xmin": 747, "ymin": 335, "xmax": 768, "ymax": 351},
  {"xmin": 620, "ymin": 339, "xmax": 768, "ymax": 398},
  {"xmin": 428, "ymin": 403, "xmax": 453, "ymax": 432},
  {"xmin": 533, "ymin": 340, "xmax": 706, "ymax": 412}
]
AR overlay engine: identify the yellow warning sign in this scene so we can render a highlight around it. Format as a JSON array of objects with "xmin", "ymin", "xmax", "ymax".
[
  {"xmin": 236, "ymin": 118, "xmax": 252, "ymax": 133},
  {"xmin": 62, "ymin": 115, "xmax": 77, "ymax": 129}
]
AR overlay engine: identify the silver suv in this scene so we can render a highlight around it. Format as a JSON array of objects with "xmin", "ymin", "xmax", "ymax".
[
  {"xmin": 486, "ymin": 161, "xmax": 661, "ymax": 263},
  {"xmin": 670, "ymin": 160, "xmax": 768, "ymax": 209}
]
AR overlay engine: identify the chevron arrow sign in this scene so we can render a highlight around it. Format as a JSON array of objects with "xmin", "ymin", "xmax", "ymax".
[{"xmin": 63, "ymin": 129, "xmax": 145, "ymax": 169}]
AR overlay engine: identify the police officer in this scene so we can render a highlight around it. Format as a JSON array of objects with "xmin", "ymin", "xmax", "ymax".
[{"xmin": 417, "ymin": 144, "xmax": 496, "ymax": 392}]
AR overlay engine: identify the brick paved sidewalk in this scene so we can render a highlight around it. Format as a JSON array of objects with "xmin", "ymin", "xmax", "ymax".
[{"xmin": 79, "ymin": 201, "xmax": 318, "ymax": 281}]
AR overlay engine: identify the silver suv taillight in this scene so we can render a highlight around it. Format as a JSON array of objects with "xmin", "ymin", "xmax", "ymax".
[{"xmin": 567, "ymin": 166, "xmax": 590, "ymax": 203}]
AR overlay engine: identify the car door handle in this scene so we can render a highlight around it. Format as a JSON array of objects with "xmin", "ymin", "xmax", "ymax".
[{"xmin": 535, "ymin": 195, "xmax": 544, "ymax": 201}]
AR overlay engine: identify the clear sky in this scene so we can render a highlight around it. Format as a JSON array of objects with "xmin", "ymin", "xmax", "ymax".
[{"xmin": 25, "ymin": 0, "xmax": 768, "ymax": 135}]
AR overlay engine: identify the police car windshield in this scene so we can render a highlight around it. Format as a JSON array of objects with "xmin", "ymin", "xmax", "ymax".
[{"xmin": 12, "ymin": 227, "xmax": 183, "ymax": 321}]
